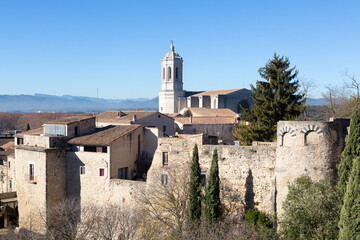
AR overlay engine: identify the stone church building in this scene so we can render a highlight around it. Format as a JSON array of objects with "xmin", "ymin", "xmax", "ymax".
[{"xmin": 159, "ymin": 44, "xmax": 253, "ymax": 114}]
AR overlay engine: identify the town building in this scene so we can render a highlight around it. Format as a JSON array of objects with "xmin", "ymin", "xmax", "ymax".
[
  {"xmin": 158, "ymin": 43, "xmax": 253, "ymax": 114},
  {"xmin": 173, "ymin": 108, "xmax": 240, "ymax": 144}
]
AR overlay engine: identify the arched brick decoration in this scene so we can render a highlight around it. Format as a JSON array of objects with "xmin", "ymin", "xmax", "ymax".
[
  {"xmin": 279, "ymin": 126, "xmax": 296, "ymax": 138},
  {"xmin": 300, "ymin": 125, "xmax": 323, "ymax": 136}
]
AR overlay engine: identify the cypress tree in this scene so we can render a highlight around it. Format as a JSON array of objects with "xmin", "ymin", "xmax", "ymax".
[
  {"xmin": 338, "ymin": 107, "xmax": 360, "ymax": 198},
  {"xmin": 188, "ymin": 144, "xmax": 202, "ymax": 223},
  {"xmin": 234, "ymin": 54, "xmax": 304, "ymax": 144},
  {"xmin": 204, "ymin": 148, "xmax": 222, "ymax": 223},
  {"xmin": 338, "ymin": 157, "xmax": 360, "ymax": 240}
]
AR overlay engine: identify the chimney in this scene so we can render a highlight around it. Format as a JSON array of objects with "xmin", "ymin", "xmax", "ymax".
[{"xmin": 133, "ymin": 115, "xmax": 137, "ymax": 123}]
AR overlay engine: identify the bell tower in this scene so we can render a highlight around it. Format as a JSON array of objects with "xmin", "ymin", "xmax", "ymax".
[{"xmin": 159, "ymin": 42, "xmax": 185, "ymax": 113}]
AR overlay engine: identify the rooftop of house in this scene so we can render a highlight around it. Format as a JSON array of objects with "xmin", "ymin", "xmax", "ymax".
[
  {"xmin": 165, "ymin": 113, "xmax": 182, "ymax": 118},
  {"xmin": 45, "ymin": 115, "xmax": 95, "ymax": 125},
  {"xmin": 179, "ymin": 108, "xmax": 238, "ymax": 118},
  {"xmin": 191, "ymin": 88, "xmax": 245, "ymax": 97},
  {"xmin": 16, "ymin": 127, "xmax": 43, "ymax": 137},
  {"xmin": 0, "ymin": 142, "xmax": 14, "ymax": 150},
  {"xmin": 174, "ymin": 116, "xmax": 236, "ymax": 125},
  {"xmin": 68, "ymin": 125, "xmax": 141, "ymax": 146},
  {"xmin": 97, "ymin": 110, "xmax": 163, "ymax": 123}
]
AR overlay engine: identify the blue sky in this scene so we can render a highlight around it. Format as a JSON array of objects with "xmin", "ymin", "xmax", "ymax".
[{"xmin": 0, "ymin": 1, "xmax": 359, "ymax": 99}]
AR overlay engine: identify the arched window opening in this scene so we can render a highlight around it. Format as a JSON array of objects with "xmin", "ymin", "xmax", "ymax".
[
  {"xmin": 162, "ymin": 68, "xmax": 165, "ymax": 79},
  {"xmin": 281, "ymin": 132, "xmax": 292, "ymax": 146},
  {"xmin": 176, "ymin": 67, "xmax": 178, "ymax": 80},
  {"xmin": 168, "ymin": 67, "xmax": 171, "ymax": 80},
  {"xmin": 305, "ymin": 131, "xmax": 319, "ymax": 145}
]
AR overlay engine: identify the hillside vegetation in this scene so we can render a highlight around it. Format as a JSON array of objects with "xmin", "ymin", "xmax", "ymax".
[{"xmin": 0, "ymin": 112, "xmax": 77, "ymax": 131}]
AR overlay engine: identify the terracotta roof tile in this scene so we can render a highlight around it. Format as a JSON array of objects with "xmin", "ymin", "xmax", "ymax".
[
  {"xmin": 46, "ymin": 115, "xmax": 95, "ymax": 125},
  {"xmin": 174, "ymin": 116, "xmax": 236, "ymax": 125},
  {"xmin": 68, "ymin": 125, "xmax": 140, "ymax": 146},
  {"xmin": 15, "ymin": 127, "xmax": 43, "ymax": 137},
  {"xmin": 97, "ymin": 111, "xmax": 158, "ymax": 123},
  {"xmin": 0, "ymin": 142, "xmax": 14, "ymax": 150},
  {"xmin": 180, "ymin": 108, "xmax": 237, "ymax": 117},
  {"xmin": 191, "ymin": 88, "xmax": 244, "ymax": 97}
]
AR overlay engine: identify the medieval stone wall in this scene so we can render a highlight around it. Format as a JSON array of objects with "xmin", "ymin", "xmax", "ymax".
[
  {"xmin": 275, "ymin": 119, "xmax": 349, "ymax": 216},
  {"xmin": 147, "ymin": 135, "xmax": 276, "ymax": 214}
]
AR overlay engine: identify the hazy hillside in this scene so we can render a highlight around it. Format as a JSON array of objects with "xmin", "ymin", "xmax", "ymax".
[
  {"xmin": 0, "ymin": 112, "xmax": 79, "ymax": 131},
  {"xmin": 0, "ymin": 93, "xmax": 326, "ymax": 113},
  {"xmin": 0, "ymin": 94, "xmax": 159, "ymax": 113}
]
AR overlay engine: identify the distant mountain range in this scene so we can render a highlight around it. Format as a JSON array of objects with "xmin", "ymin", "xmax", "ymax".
[
  {"xmin": 0, "ymin": 94, "xmax": 159, "ymax": 113},
  {"xmin": 0, "ymin": 94, "xmax": 327, "ymax": 113}
]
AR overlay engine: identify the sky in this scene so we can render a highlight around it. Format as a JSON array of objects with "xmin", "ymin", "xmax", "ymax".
[{"xmin": 0, "ymin": 1, "xmax": 359, "ymax": 99}]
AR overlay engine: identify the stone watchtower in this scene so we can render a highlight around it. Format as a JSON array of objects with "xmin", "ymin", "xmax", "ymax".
[{"xmin": 159, "ymin": 43, "xmax": 185, "ymax": 113}]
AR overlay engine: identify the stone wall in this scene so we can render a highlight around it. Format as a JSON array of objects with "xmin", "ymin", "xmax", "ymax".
[
  {"xmin": 275, "ymin": 119, "xmax": 349, "ymax": 216},
  {"xmin": 147, "ymin": 135, "xmax": 276, "ymax": 214},
  {"xmin": 181, "ymin": 124, "xmax": 235, "ymax": 144},
  {"xmin": 66, "ymin": 117, "xmax": 96, "ymax": 138}
]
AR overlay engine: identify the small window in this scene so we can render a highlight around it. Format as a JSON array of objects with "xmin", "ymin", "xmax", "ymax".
[
  {"xmin": 99, "ymin": 168, "xmax": 105, "ymax": 177},
  {"xmin": 163, "ymin": 67, "xmax": 165, "ymax": 79},
  {"xmin": 176, "ymin": 67, "xmax": 178, "ymax": 80},
  {"xmin": 118, "ymin": 167, "xmax": 128, "ymax": 179},
  {"xmin": 17, "ymin": 138, "xmax": 24, "ymax": 145},
  {"xmin": 102, "ymin": 147, "xmax": 107, "ymax": 153},
  {"xmin": 72, "ymin": 145, "xmax": 79, "ymax": 152},
  {"xmin": 84, "ymin": 146, "xmax": 97, "ymax": 152},
  {"xmin": 163, "ymin": 125, "xmax": 166, "ymax": 132},
  {"xmin": 80, "ymin": 166, "xmax": 86, "ymax": 175},
  {"xmin": 74, "ymin": 126, "xmax": 79, "ymax": 136},
  {"xmin": 8, "ymin": 161, "xmax": 10, "ymax": 169},
  {"xmin": 168, "ymin": 67, "xmax": 171, "ymax": 80},
  {"xmin": 29, "ymin": 164, "xmax": 34, "ymax": 181},
  {"xmin": 162, "ymin": 152, "xmax": 168, "ymax": 166},
  {"xmin": 9, "ymin": 180, "xmax": 12, "ymax": 190},
  {"xmin": 161, "ymin": 174, "xmax": 168, "ymax": 185}
]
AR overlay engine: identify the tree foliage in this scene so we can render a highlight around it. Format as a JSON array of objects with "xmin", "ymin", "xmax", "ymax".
[
  {"xmin": 204, "ymin": 148, "xmax": 222, "ymax": 223},
  {"xmin": 234, "ymin": 54, "xmax": 304, "ymax": 145},
  {"xmin": 337, "ymin": 107, "xmax": 360, "ymax": 198},
  {"xmin": 338, "ymin": 157, "xmax": 360, "ymax": 240},
  {"xmin": 280, "ymin": 175, "xmax": 341, "ymax": 240},
  {"xmin": 188, "ymin": 144, "xmax": 202, "ymax": 223}
]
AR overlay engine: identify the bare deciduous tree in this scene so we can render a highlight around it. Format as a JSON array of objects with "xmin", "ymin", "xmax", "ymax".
[
  {"xmin": 3, "ymin": 198, "xmax": 140, "ymax": 240},
  {"xmin": 299, "ymin": 78, "xmax": 317, "ymax": 120},
  {"xmin": 322, "ymin": 85, "xmax": 352, "ymax": 118},
  {"xmin": 137, "ymin": 165, "xmax": 190, "ymax": 238},
  {"xmin": 344, "ymin": 70, "xmax": 360, "ymax": 104}
]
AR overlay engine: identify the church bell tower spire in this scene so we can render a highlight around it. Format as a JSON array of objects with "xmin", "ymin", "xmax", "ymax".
[{"xmin": 158, "ymin": 42, "xmax": 185, "ymax": 113}]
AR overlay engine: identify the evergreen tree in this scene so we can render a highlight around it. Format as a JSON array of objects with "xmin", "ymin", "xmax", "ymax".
[
  {"xmin": 188, "ymin": 144, "xmax": 202, "ymax": 223},
  {"xmin": 234, "ymin": 54, "xmax": 304, "ymax": 145},
  {"xmin": 338, "ymin": 157, "xmax": 360, "ymax": 240},
  {"xmin": 204, "ymin": 148, "xmax": 222, "ymax": 223},
  {"xmin": 26, "ymin": 123, "xmax": 31, "ymax": 131},
  {"xmin": 337, "ymin": 107, "xmax": 360, "ymax": 198}
]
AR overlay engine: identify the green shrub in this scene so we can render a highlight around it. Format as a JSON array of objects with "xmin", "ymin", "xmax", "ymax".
[
  {"xmin": 245, "ymin": 208, "xmax": 273, "ymax": 229},
  {"xmin": 281, "ymin": 175, "xmax": 341, "ymax": 240}
]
